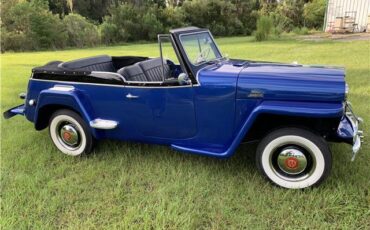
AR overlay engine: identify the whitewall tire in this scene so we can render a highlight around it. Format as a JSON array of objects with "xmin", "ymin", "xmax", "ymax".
[
  {"xmin": 49, "ymin": 109, "xmax": 94, "ymax": 156},
  {"xmin": 256, "ymin": 128, "xmax": 332, "ymax": 189}
]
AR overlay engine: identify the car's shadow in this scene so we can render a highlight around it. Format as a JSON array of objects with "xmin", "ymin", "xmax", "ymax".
[
  {"xmin": 91, "ymin": 139, "xmax": 258, "ymax": 178},
  {"xmin": 87, "ymin": 139, "xmax": 369, "ymax": 189}
]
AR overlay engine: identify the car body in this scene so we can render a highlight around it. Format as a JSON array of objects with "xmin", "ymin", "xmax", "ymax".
[{"xmin": 4, "ymin": 27, "xmax": 364, "ymax": 189}]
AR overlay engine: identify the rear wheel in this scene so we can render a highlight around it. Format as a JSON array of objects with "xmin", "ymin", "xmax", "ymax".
[
  {"xmin": 256, "ymin": 128, "xmax": 332, "ymax": 189},
  {"xmin": 49, "ymin": 109, "xmax": 94, "ymax": 156}
]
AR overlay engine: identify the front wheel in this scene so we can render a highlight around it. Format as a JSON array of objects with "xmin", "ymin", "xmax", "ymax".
[
  {"xmin": 49, "ymin": 109, "xmax": 94, "ymax": 156},
  {"xmin": 256, "ymin": 128, "xmax": 332, "ymax": 189}
]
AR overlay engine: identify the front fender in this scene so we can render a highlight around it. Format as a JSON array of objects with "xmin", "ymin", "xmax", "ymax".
[
  {"xmin": 172, "ymin": 100, "xmax": 343, "ymax": 158},
  {"xmin": 231, "ymin": 100, "xmax": 344, "ymax": 150}
]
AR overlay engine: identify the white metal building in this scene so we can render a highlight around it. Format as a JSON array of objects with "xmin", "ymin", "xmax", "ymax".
[{"xmin": 324, "ymin": 0, "xmax": 370, "ymax": 32}]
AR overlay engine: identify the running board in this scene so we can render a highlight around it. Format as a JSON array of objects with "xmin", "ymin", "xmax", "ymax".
[{"xmin": 90, "ymin": 119, "xmax": 118, "ymax": 129}]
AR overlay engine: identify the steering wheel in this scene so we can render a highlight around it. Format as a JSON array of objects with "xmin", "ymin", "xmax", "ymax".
[{"xmin": 194, "ymin": 47, "xmax": 211, "ymax": 64}]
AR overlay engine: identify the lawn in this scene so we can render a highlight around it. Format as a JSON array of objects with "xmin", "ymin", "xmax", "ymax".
[{"xmin": 1, "ymin": 37, "xmax": 370, "ymax": 229}]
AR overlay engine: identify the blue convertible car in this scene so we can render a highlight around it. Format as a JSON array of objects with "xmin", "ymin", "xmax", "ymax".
[{"xmin": 4, "ymin": 27, "xmax": 363, "ymax": 189}]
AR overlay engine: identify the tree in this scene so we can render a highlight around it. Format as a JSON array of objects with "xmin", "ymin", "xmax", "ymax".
[
  {"xmin": 66, "ymin": 0, "xmax": 73, "ymax": 13},
  {"xmin": 48, "ymin": 0, "xmax": 69, "ymax": 17},
  {"xmin": 72, "ymin": 0, "xmax": 112, "ymax": 22}
]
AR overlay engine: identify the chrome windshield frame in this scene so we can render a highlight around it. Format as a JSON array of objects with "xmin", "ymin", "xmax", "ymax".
[{"xmin": 179, "ymin": 31, "xmax": 223, "ymax": 67}]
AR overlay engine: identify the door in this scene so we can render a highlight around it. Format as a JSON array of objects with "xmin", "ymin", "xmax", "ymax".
[
  {"xmin": 119, "ymin": 34, "xmax": 197, "ymax": 140},
  {"xmin": 122, "ymin": 86, "xmax": 197, "ymax": 139}
]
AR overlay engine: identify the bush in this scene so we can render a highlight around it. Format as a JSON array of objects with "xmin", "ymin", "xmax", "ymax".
[
  {"xmin": 1, "ymin": 28, "xmax": 32, "ymax": 52},
  {"xmin": 259, "ymin": 0, "xmax": 305, "ymax": 32},
  {"xmin": 101, "ymin": 3, "xmax": 166, "ymax": 42},
  {"xmin": 141, "ymin": 8, "xmax": 165, "ymax": 40},
  {"xmin": 2, "ymin": 1, "xmax": 67, "ymax": 51},
  {"xmin": 29, "ymin": 10, "xmax": 68, "ymax": 49},
  {"xmin": 300, "ymin": 27, "xmax": 309, "ymax": 35},
  {"xmin": 158, "ymin": 7, "xmax": 186, "ymax": 32},
  {"xmin": 304, "ymin": 0, "xmax": 326, "ymax": 29},
  {"xmin": 255, "ymin": 16, "xmax": 273, "ymax": 41},
  {"xmin": 100, "ymin": 21, "xmax": 120, "ymax": 45},
  {"xmin": 181, "ymin": 0, "xmax": 255, "ymax": 36},
  {"xmin": 63, "ymin": 14, "xmax": 100, "ymax": 48},
  {"xmin": 292, "ymin": 26, "xmax": 309, "ymax": 35},
  {"xmin": 105, "ymin": 3, "xmax": 144, "ymax": 42},
  {"xmin": 271, "ymin": 25, "xmax": 283, "ymax": 37}
]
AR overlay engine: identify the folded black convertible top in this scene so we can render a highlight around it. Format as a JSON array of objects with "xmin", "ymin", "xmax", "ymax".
[{"xmin": 32, "ymin": 60, "xmax": 90, "ymax": 75}]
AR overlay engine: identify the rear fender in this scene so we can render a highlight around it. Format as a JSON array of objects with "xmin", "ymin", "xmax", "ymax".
[{"xmin": 34, "ymin": 86, "xmax": 99, "ymax": 137}]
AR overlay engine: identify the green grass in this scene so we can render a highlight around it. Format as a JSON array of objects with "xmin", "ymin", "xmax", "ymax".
[{"xmin": 1, "ymin": 37, "xmax": 370, "ymax": 229}]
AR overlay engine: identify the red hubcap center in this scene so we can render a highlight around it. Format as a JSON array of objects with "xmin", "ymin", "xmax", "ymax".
[
  {"xmin": 285, "ymin": 157, "xmax": 299, "ymax": 169},
  {"xmin": 63, "ymin": 132, "xmax": 72, "ymax": 141}
]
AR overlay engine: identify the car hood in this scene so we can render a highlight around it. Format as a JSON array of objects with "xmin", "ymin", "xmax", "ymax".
[{"xmin": 236, "ymin": 60, "xmax": 346, "ymax": 102}]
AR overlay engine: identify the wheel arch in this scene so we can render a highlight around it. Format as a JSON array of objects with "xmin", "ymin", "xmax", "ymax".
[
  {"xmin": 236, "ymin": 100, "xmax": 344, "ymax": 144},
  {"xmin": 35, "ymin": 104, "xmax": 82, "ymax": 130},
  {"xmin": 243, "ymin": 113, "xmax": 341, "ymax": 143},
  {"xmin": 34, "ymin": 89, "xmax": 98, "ymax": 137}
]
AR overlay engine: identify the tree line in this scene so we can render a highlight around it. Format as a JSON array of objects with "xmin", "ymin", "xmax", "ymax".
[{"xmin": 1, "ymin": 0, "xmax": 326, "ymax": 52}]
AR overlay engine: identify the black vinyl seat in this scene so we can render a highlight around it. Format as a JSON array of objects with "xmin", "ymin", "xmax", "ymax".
[
  {"xmin": 139, "ymin": 58, "xmax": 171, "ymax": 81},
  {"xmin": 117, "ymin": 58, "xmax": 171, "ymax": 82},
  {"xmin": 117, "ymin": 64, "xmax": 147, "ymax": 82}
]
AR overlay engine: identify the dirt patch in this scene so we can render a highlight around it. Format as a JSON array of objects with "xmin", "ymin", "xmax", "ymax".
[{"xmin": 299, "ymin": 33, "xmax": 370, "ymax": 42}]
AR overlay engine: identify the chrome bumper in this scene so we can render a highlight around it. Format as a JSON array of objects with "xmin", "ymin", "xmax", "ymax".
[
  {"xmin": 345, "ymin": 102, "xmax": 364, "ymax": 161},
  {"xmin": 3, "ymin": 104, "xmax": 25, "ymax": 119}
]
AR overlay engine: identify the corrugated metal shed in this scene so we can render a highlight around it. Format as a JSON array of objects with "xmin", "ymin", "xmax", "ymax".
[{"xmin": 324, "ymin": 0, "xmax": 370, "ymax": 32}]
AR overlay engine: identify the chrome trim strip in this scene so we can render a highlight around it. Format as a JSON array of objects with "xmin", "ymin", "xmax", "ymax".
[
  {"xmin": 49, "ymin": 85, "xmax": 75, "ymax": 91},
  {"xmin": 90, "ymin": 119, "xmax": 118, "ymax": 130},
  {"xmin": 126, "ymin": 80, "xmax": 164, "ymax": 84},
  {"xmin": 194, "ymin": 64, "xmax": 213, "ymax": 87},
  {"xmin": 91, "ymin": 69, "xmax": 194, "ymax": 87},
  {"xmin": 125, "ymin": 84, "xmax": 195, "ymax": 89},
  {"xmin": 158, "ymin": 35, "xmax": 166, "ymax": 82},
  {"xmin": 31, "ymin": 79, "xmax": 197, "ymax": 88},
  {"xmin": 352, "ymin": 135, "xmax": 361, "ymax": 160},
  {"xmin": 126, "ymin": 93, "xmax": 139, "ymax": 99},
  {"xmin": 90, "ymin": 71, "xmax": 126, "ymax": 81},
  {"xmin": 92, "ymin": 69, "xmax": 191, "ymax": 86},
  {"xmin": 32, "ymin": 78, "xmax": 125, "ymax": 88},
  {"xmin": 345, "ymin": 101, "xmax": 364, "ymax": 161}
]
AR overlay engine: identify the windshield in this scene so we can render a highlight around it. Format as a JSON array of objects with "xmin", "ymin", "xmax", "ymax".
[{"xmin": 180, "ymin": 32, "xmax": 222, "ymax": 65}]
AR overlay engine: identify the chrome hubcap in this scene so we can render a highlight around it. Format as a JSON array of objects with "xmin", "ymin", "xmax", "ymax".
[
  {"xmin": 58, "ymin": 123, "xmax": 80, "ymax": 149},
  {"xmin": 277, "ymin": 147, "xmax": 307, "ymax": 175}
]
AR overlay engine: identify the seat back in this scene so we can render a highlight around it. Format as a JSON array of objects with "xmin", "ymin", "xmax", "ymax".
[
  {"xmin": 138, "ymin": 58, "xmax": 170, "ymax": 82},
  {"xmin": 117, "ymin": 64, "xmax": 147, "ymax": 82}
]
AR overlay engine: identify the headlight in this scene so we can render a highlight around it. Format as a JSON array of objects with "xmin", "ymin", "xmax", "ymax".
[{"xmin": 345, "ymin": 83, "xmax": 349, "ymax": 100}]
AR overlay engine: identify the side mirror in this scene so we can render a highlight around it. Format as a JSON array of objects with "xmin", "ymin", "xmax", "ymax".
[{"xmin": 178, "ymin": 73, "xmax": 191, "ymax": 85}]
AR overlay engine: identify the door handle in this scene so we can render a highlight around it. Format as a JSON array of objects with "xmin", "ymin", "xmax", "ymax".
[{"xmin": 126, "ymin": 93, "xmax": 139, "ymax": 99}]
